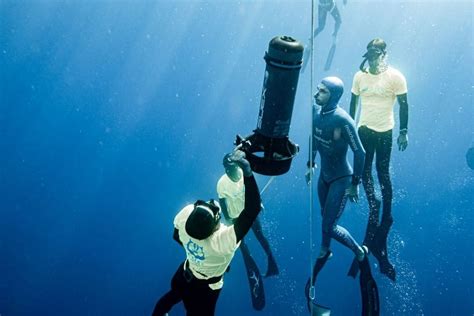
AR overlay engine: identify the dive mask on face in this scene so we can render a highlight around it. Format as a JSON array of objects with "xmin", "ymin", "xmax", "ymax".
[{"xmin": 363, "ymin": 47, "xmax": 384, "ymax": 61}]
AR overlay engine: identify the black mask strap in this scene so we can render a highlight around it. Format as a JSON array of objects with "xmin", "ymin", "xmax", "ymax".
[
  {"xmin": 359, "ymin": 57, "xmax": 368, "ymax": 73},
  {"xmin": 194, "ymin": 199, "xmax": 221, "ymax": 222}
]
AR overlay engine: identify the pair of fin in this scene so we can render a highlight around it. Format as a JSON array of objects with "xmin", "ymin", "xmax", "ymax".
[
  {"xmin": 305, "ymin": 251, "xmax": 333, "ymax": 316},
  {"xmin": 347, "ymin": 220, "xmax": 396, "ymax": 281},
  {"xmin": 301, "ymin": 43, "xmax": 337, "ymax": 73},
  {"xmin": 359, "ymin": 252, "xmax": 380, "ymax": 316},
  {"xmin": 305, "ymin": 250, "xmax": 379, "ymax": 316},
  {"xmin": 347, "ymin": 239, "xmax": 396, "ymax": 281},
  {"xmin": 240, "ymin": 241, "xmax": 279, "ymax": 311}
]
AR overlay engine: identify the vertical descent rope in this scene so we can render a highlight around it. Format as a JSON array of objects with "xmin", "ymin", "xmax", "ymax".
[{"xmin": 308, "ymin": 0, "xmax": 316, "ymax": 314}]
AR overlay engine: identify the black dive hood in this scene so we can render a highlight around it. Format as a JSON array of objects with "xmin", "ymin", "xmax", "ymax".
[{"xmin": 236, "ymin": 36, "xmax": 303, "ymax": 176}]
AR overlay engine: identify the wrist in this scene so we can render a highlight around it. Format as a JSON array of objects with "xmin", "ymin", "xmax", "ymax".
[
  {"xmin": 399, "ymin": 128, "xmax": 408, "ymax": 136},
  {"xmin": 351, "ymin": 175, "xmax": 361, "ymax": 186},
  {"xmin": 241, "ymin": 166, "xmax": 253, "ymax": 177}
]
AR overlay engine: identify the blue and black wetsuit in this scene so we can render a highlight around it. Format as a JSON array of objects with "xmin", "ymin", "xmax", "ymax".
[{"xmin": 311, "ymin": 77, "xmax": 365, "ymax": 257}]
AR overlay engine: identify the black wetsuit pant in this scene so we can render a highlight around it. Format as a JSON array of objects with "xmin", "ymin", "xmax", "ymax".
[
  {"xmin": 358, "ymin": 126, "xmax": 393, "ymax": 245},
  {"xmin": 318, "ymin": 175, "xmax": 362, "ymax": 256},
  {"xmin": 250, "ymin": 217, "xmax": 273, "ymax": 258},
  {"xmin": 314, "ymin": 3, "xmax": 341, "ymax": 38},
  {"xmin": 229, "ymin": 216, "xmax": 274, "ymax": 262},
  {"xmin": 152, "ymin": 262, "xmax": 221, "ymax": 316}
]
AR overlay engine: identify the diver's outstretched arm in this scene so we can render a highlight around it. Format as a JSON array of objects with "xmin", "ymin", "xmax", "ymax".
[
  {"xmin": 229, "ymin": 151, "xmax": 261, "ymax": 243},
  {"xmin": 234, "ymin": 175, "xmax": 261, "ymax": 243}
]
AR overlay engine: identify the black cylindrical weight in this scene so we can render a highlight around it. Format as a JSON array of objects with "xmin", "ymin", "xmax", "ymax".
[{"xmin": 256, "ymin": 36, "xmax": 304, "ymax": 138}]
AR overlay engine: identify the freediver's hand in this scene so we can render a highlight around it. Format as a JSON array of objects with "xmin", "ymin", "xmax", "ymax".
[
  {"xmin": 228, "ymin": 150, "xmax": 252, "ymax": 176},
  {"xmin": 305, "ymin": 167, "xmax": 315, "ymax": 185},
  {"xmin": 345, "ymin": 184, "xmax": 359, "ymax": 203},
  {"xmin": 397, "ymin": 133, "xmax": 408, "ymax": 151}
]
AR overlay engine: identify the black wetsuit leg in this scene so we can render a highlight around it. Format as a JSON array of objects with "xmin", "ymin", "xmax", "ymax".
[
  {"xmin": 330, "ymin": 5, "xmax": 341, "ymax": 37},
  {"xmin": 152, "ymin": 264, "xmax": 184, "ymax": 316},
  {"xmin": 374, "ymin": 129, "xmax": 393, "ymax": 239},
  {"xmin": 251, "ymin": 218, "xmax": 272, "ymax": 257},
  {"xmin": 314, "ymin": 5, "xmax": 329, "ymax": 38},
  {"xmin": 152, "ymin": 263, "xmax": 221, "ymax": 316},
  {"xmin": 183, "ymin": 283, "xmax": 221, "ymax": 316},
  {"xmin": 251, "ymin": 217, "xmax": 279, "ymax": 277},
  {"xmin": 357, "ymin": 126, "xmax": 396, "ymax": 281},
  {"xmin": 358, "ymin": 126, "xmax": 382, "ymax": 247},
  {"xmin": 319, "ymin": 176, "xmax": 363, "ymax": 256},
  {"xmin": 305, "ymin": 251, "xmax": 333, "ymax": 313},
  {"xmin": 359, "ymin": 256, "xmax": 380, "ymax": 316},
  {"xmin": 240, "ymin": 240, "xmax": 266, "ymax": 310}
]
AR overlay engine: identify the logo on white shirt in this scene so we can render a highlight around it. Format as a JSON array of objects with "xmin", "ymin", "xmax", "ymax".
[{"xmin": 186, "ymin": 239, "xmax": 205, "ymax": 262}]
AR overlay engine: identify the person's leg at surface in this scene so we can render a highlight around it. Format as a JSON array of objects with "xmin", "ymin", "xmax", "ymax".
[
  {"xmin": 152, "ymin": 263, "xmax": 185, "ymax": 316},
  {"xmin": 321, "ymin": 176, "xmax": 365, "ymax": 260},
  {"xmin": 322, "ymin": 4, "xmax": 340, "ymax": 70},
  {"xmin": 251, "ymin": 217, "xmax": 279, "ymax": 277},
  {"xmin": 313, "ymin": 5, "xmax": 329, "ymax": 39},
  {"xmin": 330, "ymin": 5, "xmax": 342, "ymax": 39},
  {"xmin": 358, "ymin": 126, "xmax": 381, "ymax": 248}
]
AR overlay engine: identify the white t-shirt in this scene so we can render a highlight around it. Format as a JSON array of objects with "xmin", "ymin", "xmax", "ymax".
[
  {"xmin": 351, "ymin": 66, "xmax": 408, "ymax": 132},
  {"xmin": 216, "ymin": 171, "xmax": 245, "ymax": 219},
  {"xmin": 174, "ymin": 205, "xmax": 240, "ymax": 290}
]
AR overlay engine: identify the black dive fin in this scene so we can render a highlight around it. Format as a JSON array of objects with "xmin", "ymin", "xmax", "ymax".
[
  {"xmin": 240, "ymin": 241, "xmax": 265, "ymax": 311},
  {"xmin": 312, "ymin": 304, "xmax": 331, "ymax": 316},
  {"xmin": 305, "ymin": 251, "xmax": 332, "ymax": 314},
  {"xmin": 347, "ymin": 256, "xmax": 360, "ymax": 278},
  {"xmin": 323, "ymin": 44, "xmax": 336, "ymax": 71},
  {"xmin": 305, "ymin": 279, "xmax": 332, "ymax": 315},
  {"xmin": 359, "ymin": 257, "xmax": 380, "ymax": 316},
  {"xmin": 347, "ymin": 200, "xmax": 381, "ymax": 278},
  {"xmin": 371, "ymin": 231, "xmax": 396, "ymax": 281}
]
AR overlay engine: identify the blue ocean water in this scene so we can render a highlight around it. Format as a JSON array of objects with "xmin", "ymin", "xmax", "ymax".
[{"xmin": 1, "ymin": 1, "xmax": 473, "ymax": 315}]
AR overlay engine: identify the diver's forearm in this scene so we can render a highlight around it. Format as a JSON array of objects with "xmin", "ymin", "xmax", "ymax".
[
  {"xmin": 234, "ymin": 175, "xmax": 261, "ymax": 242},
  {"xmin": 349, "ymin": 94, "xmax": 359, "ymax": 119},
  {"xmin": 398, "ymin": 94, "xmax": 409, "ymax": 133}
]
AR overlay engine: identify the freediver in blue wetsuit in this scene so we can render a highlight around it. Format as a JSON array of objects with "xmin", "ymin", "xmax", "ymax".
[
  {"xmin": 305, "ymin": 76, "xmax": 379, "ymax": 316},
  {"xmin": 310, "ymin": 76, "xmax": 365, "ymax": 260}
]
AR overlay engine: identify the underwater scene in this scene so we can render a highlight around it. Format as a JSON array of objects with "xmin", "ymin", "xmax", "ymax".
[{"xmin": 1, "ymin": 1, "xmax": 473, "ymax": 315}]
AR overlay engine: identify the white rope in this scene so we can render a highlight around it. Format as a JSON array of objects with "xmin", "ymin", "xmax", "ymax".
[
  {"xmin": 308, "ymin": 0, "xmax": 316, "ymax": 314},
  {"xmin": 260, "ymin": 176, "xmax": 275, "ymax": 196}
]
